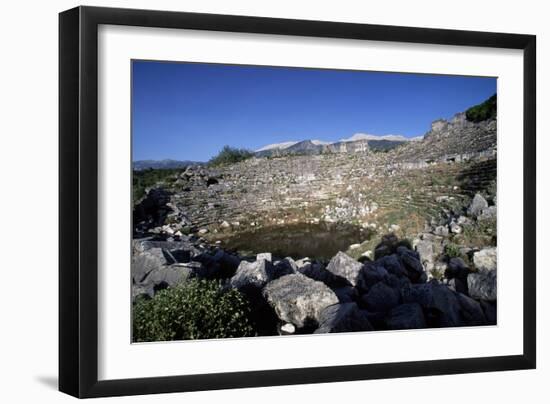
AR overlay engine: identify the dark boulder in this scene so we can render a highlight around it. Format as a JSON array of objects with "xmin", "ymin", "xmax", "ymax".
[
  {"xmin": 356, "ymin": 262, "xmax": 389, "ymax": 292},
  {"xmin": 402, "ymin": 282, "xmax": 462, "ymax": 327},
  {"xmin": 361, "ymin": 282, "xmax": 400, "ymax": 312},
  {"xmin": 480, "ymin": 300, "xmax": 497, "ymax": 325},
  {"xmin": 386, "ymin": 303, "xmax": 427, "ymax": 330},
  {"xmin": 456, "ymin": 293, "xmax": 487, "ymax": 326},
  {"xmin": 314, "ymin": 303, "xmax": 373, "ymax": 334},
  {"xmin": 376, "ymin": 254, "xmax": 407, "ymax": 278}
]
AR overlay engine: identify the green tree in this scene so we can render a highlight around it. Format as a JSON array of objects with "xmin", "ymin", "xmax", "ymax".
[
  {"xmin": 466, "ymin": 94, "xmax": 497, "ymax": 122},
  {"xmin": 208, "ymin": 145, "xmax": 253, "ymax": 166}
]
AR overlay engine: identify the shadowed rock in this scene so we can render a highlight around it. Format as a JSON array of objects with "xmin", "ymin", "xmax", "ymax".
[
  {"xmin": 386, "ymin": 303, "xmax": 427, "ymax": 330},
  {"xmin": 402, "ymin": 282, "xmax": 462, "ymax": 327},
  {"xmin": 456, "ymin": 292, "xmax": 487, "ymax": 326},
  {"xmin": 315, "ymin": 303, "xmax": 373, "ymax": 333},
  {"xmin": 361, "ymin": 282, "xmax": 400, "ymax": 312}
]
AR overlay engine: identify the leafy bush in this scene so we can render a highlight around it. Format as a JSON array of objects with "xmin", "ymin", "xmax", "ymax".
[
  {"xmin": 444, "ymin": 243, "xmax": 461, "ymax": 258},
  {"xmin": 133, "ymin": 168, "xmax": 183, "ymax": 203},
  {"xmin": 209, "ymin": 146, "xmax": 253, "ymax": 166},
  {"xmin": 465, "ymin": 94, "xmax": 497, "ymax": 122},
  {"xmin": 133, "ymin": 279, "xmax": 255, "ymax": 342}
]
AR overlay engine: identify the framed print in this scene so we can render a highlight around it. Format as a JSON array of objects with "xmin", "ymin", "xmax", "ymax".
[{"xmin": 59, "ymin": 6, "xmax": 536, "ymax": 398}]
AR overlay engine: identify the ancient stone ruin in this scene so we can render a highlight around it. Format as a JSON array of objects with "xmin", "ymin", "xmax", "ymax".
[{"xmin": 132, "ymin": 105, "xmax": 497, "ymax": 338}]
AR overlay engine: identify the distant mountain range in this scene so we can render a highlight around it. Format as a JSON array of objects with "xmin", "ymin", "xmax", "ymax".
[
  {"xmin": 132, "ymin": 159, "xmax": 204, "ymax": 170},
  {"xmin": 255, "ymin": 133, "xmax": 422, "ymax": 157}
]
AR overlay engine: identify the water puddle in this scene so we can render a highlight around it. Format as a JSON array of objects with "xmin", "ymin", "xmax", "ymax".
[{"xmin": 220, "ymin": 222, "xmax": 373, "ymax": 261}]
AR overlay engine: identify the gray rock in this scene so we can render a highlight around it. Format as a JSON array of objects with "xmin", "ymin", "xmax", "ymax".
[
  {"xmin": 478, "ymin": 206, "xmax": 497, "ymax": 221},
  {"xmin": 315, "ymin": 303, "xmax": 373, "ymax": 334},
  {"xmin": 434, "ymin": 225, "xmax": 449, "ymax": 237},
  {"xmin": 263, "ymin": 273, "xmax": 338, "ymax": 329},
  {"xmin": 468, "ymin": 193, "xmax": 488, "ymax": 217},
  {"xmin": 131, "ymin": 248, "xmax": 167, "ymax": 284},
  {"xmin": 456, "ymin": 293, "xmax": 487, "ymax": 326},
  {"xmin": 145, "ymin": 265, "xmax": 193, "ymax": 289},
  {"xmin": 326, "ymin": 251, "xmax": 364, "ymax": 286},
  {"xmin": 467, "ymin": 269, "xmax": 497, "ymax": 301},
  {"xmin": 279, "ymin": 323, "xmax": 296, "ymax": 335},
  {"xmin": 386, "ymin": 303, "xmax": 427, "ymax": 330},
  {"xmin": 402, "ymin": 282, "xmax": 462, "ymax": 327},
  {"xmin": 473, "ymin": 247, "xmax": 497, "ymax": 271},
  {"xmin": 415, "ymin": 240, "xmax": 434, "ymax": 266},
  {"xmin": 229, "ymin": 259, "xmax": 274, "ymax": 290},
  {"xmin": 256, "ymin": 252, "xmax": 272, "ymax": 262},
  {"xmin": 449, "ymin": 221, "xmax": 462, "ymax": 234},
  {"xmin": 361, "ymin": 282, "xmax": 400, "ymax": 312}
]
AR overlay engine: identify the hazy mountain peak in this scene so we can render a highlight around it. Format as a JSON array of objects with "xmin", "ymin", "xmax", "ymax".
[
  {"xmin": 340, "ymin": 133, "xmax": 410, "ymax": 142},
  {"xmin": 255, "ymin": 141, "xmax": 299, "ymax": 152}
]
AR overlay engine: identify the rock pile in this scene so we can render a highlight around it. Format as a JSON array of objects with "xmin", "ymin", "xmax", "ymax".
[{"xmin": 132, "ymin": 230, "xmax": 496, "ymax": 335}]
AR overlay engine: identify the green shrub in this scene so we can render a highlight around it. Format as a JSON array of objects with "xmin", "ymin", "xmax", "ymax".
[
  {"xmin": 133, "ymin": 168, "xmax": 183, "ymax": 203},
  {"xmin": 465, "ymin": 94, "xmax": 497, "ymax": 122},
  {"xmin": 209, "ymin": 145, "xmax": 253, "ymax": 167},
  {"xmin": 133, "ymin": 279, "xmax": 255, "ymax": 342},
  {"xmin": 444, "ymin": 243, "xmax": 461, "ymax": 258}
]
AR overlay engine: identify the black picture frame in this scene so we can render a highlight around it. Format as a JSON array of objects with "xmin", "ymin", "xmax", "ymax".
[{"xmin": 59, "ymin": 5, "xmax": 536, "ymax": 398}]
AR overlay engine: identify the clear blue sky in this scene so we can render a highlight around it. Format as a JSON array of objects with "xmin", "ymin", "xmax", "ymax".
[{"xmin": 132, "ymin": 60, "xmax": 496, "ymax": 162}]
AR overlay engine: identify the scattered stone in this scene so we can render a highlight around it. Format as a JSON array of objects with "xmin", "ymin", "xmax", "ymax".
[
  {"xmin": 198, "ymin": 228, "xmax": 209, "ymax": 235},
  {"xmin": 416, "ymin": 240, "xmax": 434, "ymax": 266},
  {"xmin": 220, "ymin": 220, "xmax": 231, "ymax": 229},
  {"xmin": 280, "ymin": 323, "xmax": 296, "ymax": 335},
  {"xmin": 256, "ymin": 252, "xmax": 273, "ymax": 262},
  {"xmin": 315, "ymin": 303, "xmax": 373, "ymax": 333},
  {"xmin": 478, "ymin": 206, "xmax": 497, "ymax": 221},
  {"xmin": 131, "ymin": 248, "xmax": 168, "ymax": 284},
  {"xmin": 229, "ymin": 259, "xmax": 274, "ymax": 290},
  {"xmin": 468, "ymin": 193, "xmax": 488, "ymax": 217},
  {"xmin": 434, "ymin": 225, "xmax": 449, "ymax": 237},
  {"xmin": 473, "ymin": 247, "xmax": 497, "ymax": 271},
  {"xmin": 326, "ymin": 251, "xmax": 363, "ymax": 286},
  {"xmin": 263, "ymin": 273, "xmax": 338, "ymax": 329},
  {"xmin": 468, "ymin": 269, "xmax": 497, "ymax": 301},
  {"xmin": 349, "ymin": 243, "xmax": 361, "ymax": 250},
  {"xmin": 449, "ymin": 221, "xmax": 462, "ymax": 234}
]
